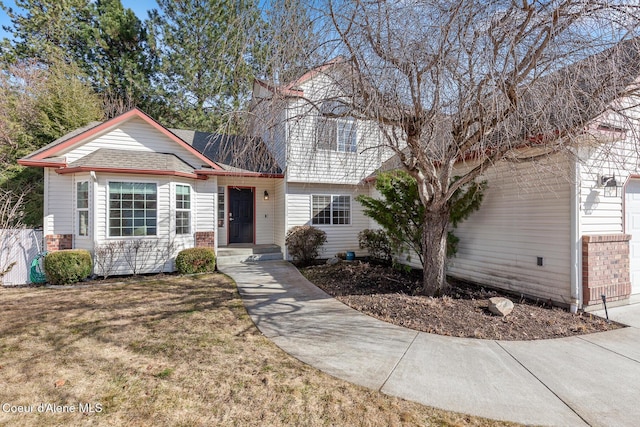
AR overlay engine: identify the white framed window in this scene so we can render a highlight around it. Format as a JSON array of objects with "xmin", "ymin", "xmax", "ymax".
[
  {"xmin": 108, "ymin": 182, "xmax": 157, "ymax": 237},
  {"xmin": 218, "ymin": 186, "xmax": 225, "ymax": 228},
  {"xmin": 337, "ymin": 118, "xmax": 357, "ymax": 152},
  {"xmin": 76, "ymin": 181, "xmax": 89, "ymax": 237},
  {"xmin": 316, "ymin": 116, "xmax": 357, "ymax": 153},
  {"xmin": 176, "ymin": 184, "xmax": 191, "ymax": 235},
  {"xmin": 311, "ymin": 195, "xmax": 351, "ymax": 225}
]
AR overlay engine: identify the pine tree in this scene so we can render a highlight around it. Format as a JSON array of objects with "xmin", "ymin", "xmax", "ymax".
[
  {"xmin": 0, "ymin": 59, "xmax": 102, "ymax": 226},
  {"xmin": 356, "ymin": 171, "xmax": 486, "ymax": 265},
  {"xmin": 151, "ymin": 0, "xmax": 265, "ymax": 131},
  {"xmin": 1, "ymin": 0, "xmax": 158, "ymax": 115}
]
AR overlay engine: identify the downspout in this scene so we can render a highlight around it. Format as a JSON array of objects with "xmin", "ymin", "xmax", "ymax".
[
  {"xmin": 213, "ymin": 178, "xmax": 219, "ymax": 262},
  {"xmin": 90, "ymin": 171, "xmax": 98, "ymax": 272},
  {"xmin": 283, "ymin": 106, "xmax": 290, "ymax": 259},
  {"xmin": 570, "ymin": 154, "xmax": 583, "ymax": 313}
]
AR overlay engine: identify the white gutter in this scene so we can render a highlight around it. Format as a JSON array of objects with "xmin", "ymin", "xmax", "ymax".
[
  {"xmin": 90, "ymin": 171, "xmax": 99, "ymax": 273},
  {"xmin": 570, "ymin": 154, "xmax": 583, "ymax": 313}
]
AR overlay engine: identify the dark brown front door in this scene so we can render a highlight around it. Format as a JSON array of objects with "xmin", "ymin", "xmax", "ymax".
[{"xmin": 229, "ymin": 188, "xmax": 254, "ymax": 244}]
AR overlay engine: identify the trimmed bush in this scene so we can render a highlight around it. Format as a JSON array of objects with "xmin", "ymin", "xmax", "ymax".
[
  {"xmin": 285, "ymin": 225, "xmax": 327, "ymax": 265},
  {"xmin": 358, "ymin": 229, "xmax": 393, "ymax": 265},
  {"xmin": 44, "ymin": 249, "xmax": 93, "ymax": 285},
  {"xmin": 175, "ymin": 247, "xmax": 216, "ymax": 274}
]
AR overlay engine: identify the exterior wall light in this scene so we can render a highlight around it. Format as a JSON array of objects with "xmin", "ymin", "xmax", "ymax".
[
  {"xmin": 600, "ymin": 174, "xmax": 621, "ymax": 197},
  {"xmin": 264, "ymin": 190, "xmax": 269, "ymax": 200}
]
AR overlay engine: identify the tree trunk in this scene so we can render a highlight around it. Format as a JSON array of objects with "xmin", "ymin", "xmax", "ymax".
[{"xmin": 422, "ymin": 207, "xmax": 450, "ymax": 296}]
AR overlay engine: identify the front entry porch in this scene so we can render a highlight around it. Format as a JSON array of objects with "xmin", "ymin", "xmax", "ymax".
[{"xmin": 216, "ymin": 244, "xmax": 283, "ymax": 266}]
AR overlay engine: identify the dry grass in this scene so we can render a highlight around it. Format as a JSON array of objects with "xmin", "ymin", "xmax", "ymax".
[{"xmin": 0, "ymin": 274, "xmax": 517, "ymax": 426}]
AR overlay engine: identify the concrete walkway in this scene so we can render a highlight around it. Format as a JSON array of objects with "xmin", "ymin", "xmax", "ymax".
[{"xmin": 220, "ymin": 261, "xmax": 640, "ymax": 427}]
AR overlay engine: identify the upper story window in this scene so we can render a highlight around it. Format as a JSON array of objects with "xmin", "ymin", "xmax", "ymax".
[
  {"xmin": 176, "ymin": 184, "xmax": 191, "ymax": 235},
  {"xmin": 76, "ymin": 181, "xmax": 89, "ymax": 237},
  {"xmin": 109, "ymin": 182, "xmax": 157, "ymax": 237},
  {"xmin": 311, "ymin": 195, "xmax": 351, "ymax": 225},
  {"xmin": 316, "ymin": 116, "xmax": 357, "ymax": 153},
  {"xmin": 336, "ymin": 118, "xmax": 357, "ymax": 152}
]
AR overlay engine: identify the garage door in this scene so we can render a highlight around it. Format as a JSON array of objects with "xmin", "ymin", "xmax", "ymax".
[{"xmin": 625, "ymin": 179, "xmax": 640, "ymax": 295}]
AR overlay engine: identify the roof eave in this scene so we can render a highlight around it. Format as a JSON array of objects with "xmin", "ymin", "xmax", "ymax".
[
  {"xmin": 56, "ymin": 166, "xmax": 207, "ymax": 180},
  {"xmin": 196, "ymin": 169, "xmax": 284, "ymax": 178},
  {"xmin": 18, "ymin": 159, "xmax": 67, "ymax": 168}
]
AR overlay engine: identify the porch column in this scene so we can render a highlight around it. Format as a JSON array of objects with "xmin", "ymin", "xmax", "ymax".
[
  {"xmin": 194, "ymin": 231, "xmax": 215, "ymax": 249},
  {"xmin": 582, "ymin": 234, "xmax": 631, "ymax": 307},
  {"xmin": 45, "ymin": 234, "xmax": 73, "ymax": 251}
]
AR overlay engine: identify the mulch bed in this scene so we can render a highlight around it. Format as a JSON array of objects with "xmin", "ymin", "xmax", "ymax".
[{"xmin": 300, "ymin": 261, "xmax": 622, "ymax": 341}]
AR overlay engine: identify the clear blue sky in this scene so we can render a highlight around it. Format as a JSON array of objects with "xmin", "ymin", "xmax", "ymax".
[{"xmin": 0, "ymin": 0, "xmax": 159, "ymax": 40}]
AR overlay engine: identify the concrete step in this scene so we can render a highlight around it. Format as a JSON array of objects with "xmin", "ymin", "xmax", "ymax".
[{"xmin": 217, "ymin": 245, "xmax": 283, "ymax": 266}]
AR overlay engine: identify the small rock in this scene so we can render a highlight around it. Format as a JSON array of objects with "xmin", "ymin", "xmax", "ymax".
[
  {"xmin": 326, "ymin": 257, "xmax": 341, "ymax": 265},
  {"xmin": 488, "ymin": 297, "xmax": 514, "ymax": 317},
  {"xmin": 54, "ymin": 379, "xmax": 66, "ymax": 388}
]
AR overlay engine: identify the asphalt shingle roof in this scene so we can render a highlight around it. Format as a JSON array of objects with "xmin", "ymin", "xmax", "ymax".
[
  {"xmin": 170, "ymin": 129, "xmax": 282, "ymax": 174},
  {"xmin": 68, "ymin": 149, "xmax": 195, "ymax": 175}
]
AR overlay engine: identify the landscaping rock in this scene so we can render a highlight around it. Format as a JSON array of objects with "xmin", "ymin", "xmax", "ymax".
[
  {"xmin": 488, "ymin": 297, "xmax": 514, "ymax": 317},
  {"xmin": 326, "ymin": 257, "xmax": 341, "ymax": 265}
]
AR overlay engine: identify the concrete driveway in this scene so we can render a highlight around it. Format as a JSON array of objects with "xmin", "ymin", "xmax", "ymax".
[{"xmin": 220, "ymin": 261, "xmax": 640, "ymax": 427}]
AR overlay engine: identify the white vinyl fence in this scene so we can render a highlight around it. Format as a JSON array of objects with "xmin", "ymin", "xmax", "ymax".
[{"xmin": 0, "ymin": 229, "xmax": 44, "ymax": 286}]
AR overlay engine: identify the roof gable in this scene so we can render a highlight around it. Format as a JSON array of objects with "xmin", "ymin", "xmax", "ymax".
[
  {"xmin": 20, "ymin": 108, "xmax": 222, "ymax": 170},
  {"xmin": 253, "ymin": 57, "xmax": 346, "ymax": 99}
]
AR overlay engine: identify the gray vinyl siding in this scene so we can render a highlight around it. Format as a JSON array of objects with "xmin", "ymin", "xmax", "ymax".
[
  {"xmin": 251, "ymin": 97, "xmax": 288, "ymax": 171},
  {"xmin": 447, "ymin": 156, "xmax": 573, "ymax": 305},
  {"xmin": 284, "ymin": 183, "xmax": 372, "ymax": 259},
  {"xmin": 195, "ymin": 178, "xmax": 216, "ymax": 233},
  {"xmin": 44, "ymin": 168, "xmax": 73, "ymax": 236},
  {"xmin": 62, "ymin": 117, "xmax": 204, "ymax": 168},
  {"xmin": 274, "ymin": 179, "xmax": 286, "ymax": 250},
  {"xmin": 285, "ymin": 103, "xmax": 384, "ymax": 184},
  {"xmin": 579, "ymin": 137, "xmax": 640, "ymax": 235}
]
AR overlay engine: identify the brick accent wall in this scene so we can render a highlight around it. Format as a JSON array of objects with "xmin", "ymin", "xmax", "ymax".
[
  {"xmin": 582, "ymin": 234, "xmax": 631, "ymax": 306},
  {"xmin": 45, "ymin": 234, "xmax": 73, "ymax": 251},
  {"xmin": 194, "ymin": 231, "xmax": 215, "ymax": 249}
]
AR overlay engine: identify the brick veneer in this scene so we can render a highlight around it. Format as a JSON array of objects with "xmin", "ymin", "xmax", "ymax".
[
  {"xmin": 582, "ymin": 234, "xmax": 631, "ymax": 306},
  {"xmin": 45, "ymin": 234, "xmax": 73, "ymax": 251},
  {"xmin": 194, "ymin": 231, "xmax": 215, "ymax": 249}
]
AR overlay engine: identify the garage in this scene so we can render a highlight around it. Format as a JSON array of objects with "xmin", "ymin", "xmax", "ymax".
[{"xmin": 625, "ymin": 179, "xmax": 640, "ymax": 295}]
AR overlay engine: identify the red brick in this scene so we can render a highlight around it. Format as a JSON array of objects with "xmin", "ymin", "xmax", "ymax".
[
  {"xmin": 45, "ymin": 234, "xmax": 73, "ymax": 251},
  {"xmin": 582, "ymin": 234, "xmax": 631, "ymax": 306}
]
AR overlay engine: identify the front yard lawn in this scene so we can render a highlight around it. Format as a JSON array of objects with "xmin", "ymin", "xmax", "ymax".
[{"xmin": 0, "ymin": 274, "xmax": 514, "ymax": 426}]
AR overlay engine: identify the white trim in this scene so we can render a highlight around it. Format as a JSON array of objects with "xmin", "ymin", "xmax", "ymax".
[
  {"xmin": 174, "ymin": 183, "xmax": 192, "ymax": 235},
  {"xmin": 105, "ymin": 179, "xmax": 159, "ymax": 239},
  {"xmin": 75, "ymin": 179, "xmax": 90, "ymax": 238},
  {"xmin": 310, "ymin": 194, "xmax": 352, "ymax": 226},
  {"xmin": 217, "ymin": 186, "xmax": 226, "ymax": 229},
  {"xmin": 570, "ymin": 156, "xmax": 582, "ymax": 313},
  {"xmin": 336, "ymin": 117, "xmax": 357, "ymax": 153},
  {"xmin": 91, "ymin": 171, "xmax": 98, "ymax": 251},
  {"xmin": 315, "ymin": 115, "xmax": 358, "ymax": 154}
]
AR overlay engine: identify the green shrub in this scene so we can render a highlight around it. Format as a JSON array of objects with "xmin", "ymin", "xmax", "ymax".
[
  {"xmin": 358, "ymin": 229, "xmax": 393, "ymax": 265},
  {"xmin": 44, "ymin": 249, "xmax": 93, "ymax": 285},
  {"xmin": 175, "ymin": 247, "xmax": 216, "ymax": 274},
  {"xmin": 285, "ymin": 225, "xmax": 327, "ymax": 265}
]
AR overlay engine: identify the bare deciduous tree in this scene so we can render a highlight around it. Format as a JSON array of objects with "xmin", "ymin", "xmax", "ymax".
[{"xmin": 259, "ymin": 0, "xmax": 640, "ymax": 295}]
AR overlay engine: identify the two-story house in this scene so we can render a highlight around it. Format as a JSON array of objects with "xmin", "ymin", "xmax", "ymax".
[
  {"xmin": 19, "ymin": 56, "xmax": 640, "ymax": 312},
  {"xmin": 18, "ymin": 63, "xmax": 389, "ymax": 275}
]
